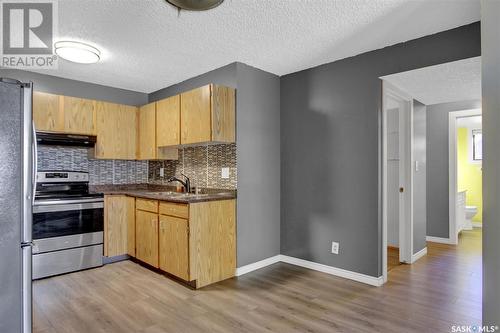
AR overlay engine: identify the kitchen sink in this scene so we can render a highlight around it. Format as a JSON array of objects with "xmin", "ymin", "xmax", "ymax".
[{"xmin": 142, "ymin": 191, "xmax": 210, "ymax": 197}]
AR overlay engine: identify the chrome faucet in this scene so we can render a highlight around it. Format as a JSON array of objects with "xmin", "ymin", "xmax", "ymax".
[{"xmin": 167, "ymin": 173, "xmax": 191, "ymax": 193}]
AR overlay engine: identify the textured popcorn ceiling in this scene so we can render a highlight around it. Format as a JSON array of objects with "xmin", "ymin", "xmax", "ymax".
[
  {"xmin": 31, "ymin": 0, "xmax": 479, "ymax": 93},
  {"xmin": 382, "ymin": 57, "xmax": 481, "ymax": 105}
]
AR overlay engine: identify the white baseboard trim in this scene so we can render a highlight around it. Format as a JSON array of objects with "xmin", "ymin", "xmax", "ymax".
[
  {"xmin": 235, "ymin": 255, "xmax": 281, "ymax": 276},
  {"xmin": 426, "ymin": 236, "xmax": 454, "ymax": 244},
  {"xmin": 280, "ymin": 255, "xmax": 384, "ymax": 287},
  {"xmin": 472, "ymin": 222, "xmax": 482, "ymax": 228},
  {"xmin": 235, "ymin": 255, "xmax": 383, "ymax": 287},
  {"xmin": 411, "ymin": 247, "xmax": 427, "ymax": 263}
]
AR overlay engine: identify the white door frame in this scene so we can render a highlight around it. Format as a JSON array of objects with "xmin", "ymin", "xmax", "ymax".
[
  {"xmin": 448, "ymin": 109, "xmax": 482, "ymax": 245},
  {"xmin": 381, "ymin": 80, "xmax": 414, "ymax": 283}
]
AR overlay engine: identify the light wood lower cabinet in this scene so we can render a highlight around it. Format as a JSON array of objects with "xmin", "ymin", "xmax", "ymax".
[
  {"xmin": 159, "ymin": 215, "xmax": 189, "ymax": 281},
  {"xmin": 105, "ymin": 197, "xmax": 237, "ymax": 288},
  {"xmin": 135, "ymin": 209, "xmax": 159, "ymax": 268},
  {"xmin": 189, "ymin": 200, "xmax": 236, "ymax": 288},
  {"xmin": 104, "ymin": 195, "xmax": 135, "ymax": 257},
  {"xmin": 158, "ymin": 199, "xmax": 236, "ymax": 288}
]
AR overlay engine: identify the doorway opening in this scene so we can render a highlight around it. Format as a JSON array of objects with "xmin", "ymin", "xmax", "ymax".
[
  {"xmin": 380, "ymin": 57, "xmax": 482, "ymax": 297},
  {"xmin": 381, "ymin": 81, "xmax": 414, "ymax": 282},
  {"xmin": 449, "ymin": 110, "xmax": 482, "ymax": 244}
]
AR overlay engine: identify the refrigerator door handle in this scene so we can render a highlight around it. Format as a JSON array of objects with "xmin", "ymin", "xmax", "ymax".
[
  {"xmin": 21, "ymin": 83, "xmax": 33, "ymax": 244},
  {"xmin": 32, "ymin": 121, "xmax": 37, "ymax": 205},
  {"xmin": 22, "ymin": 246, "xmax": 32, "ymax": 333}
]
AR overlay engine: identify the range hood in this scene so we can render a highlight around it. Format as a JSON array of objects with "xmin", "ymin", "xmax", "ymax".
[{"xmin": 36, "ymin": 132, "xmax": 97, "ymax": 147}]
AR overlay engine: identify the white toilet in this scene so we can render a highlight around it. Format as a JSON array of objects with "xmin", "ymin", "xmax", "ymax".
[{"xmin": 464, "ymin": 206, "xmax": 478, "ymax": 230}]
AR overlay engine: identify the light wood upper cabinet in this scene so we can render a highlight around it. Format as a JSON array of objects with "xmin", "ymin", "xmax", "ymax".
[
  {"xmin": 181, "ymin": 85, "xmax": 212, "ymax": 145},
  {"xmin": 33, "ymin": 92, "xmax": 63, "ymax": 132},
  {"xmin": 104, "ymin": 195, "xmax": 135, "ymax": 257},
  {"xmin": 159, "ymin": 215, "xmax": 189, "ymax": 281},
  {"xmin": 180, "ymin": 84, "xmax": 235, "ymax": 145},
  {"xmin": 94, "ymin": 101, "xmax": 137, "ymax": 160},
  {"xmin": 136, "ymin": 209, "xmax": 159, "ymax": 268},
  {"xmin": 32, "ymin": 83, "xmax": 234, "ymax": 161},
  {"xmin": 211, "ymin": 84, "xmax": 236, "ymax": 142},
  {"xmin": 33, "ymin": 92, "xmax": 96, "ymax": 135},
  {"xmin": 156, "ymin": 95, "xmax": 180, "ymax": 147},
  {"xmin": 63, "ymin": 96, "xmax": 96, "ymax": 135},
  {"xmin": 138, "ymin": 102, "xmax": 157, "ymax": 160}
]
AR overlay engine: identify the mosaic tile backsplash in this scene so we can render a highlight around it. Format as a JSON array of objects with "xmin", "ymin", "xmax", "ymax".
[
  {"xmin": 38, "ymin": 143, "xmax": 237, "ymax": 189},
  {"xmin": 149, "ymin": 143, "xmax": 237, "ymax": 190},
  {"xmin": 37, "ymin": 146, "xmax": 148, "ymax": 185}
]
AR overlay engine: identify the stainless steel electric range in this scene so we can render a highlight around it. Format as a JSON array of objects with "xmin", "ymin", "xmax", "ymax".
[{"xmin": 32, "ymin": 171, "xmax": 104, "ymax": 279}]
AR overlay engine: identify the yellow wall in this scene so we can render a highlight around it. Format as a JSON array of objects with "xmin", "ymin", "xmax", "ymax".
[{"xmin": 457, "ymin": 127, "xmax": 483, "ymax": 223}]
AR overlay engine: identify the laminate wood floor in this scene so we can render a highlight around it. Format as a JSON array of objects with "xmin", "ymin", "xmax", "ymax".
[
  {"xmin": 387, "ymin": 246, "xmax": 401, "ymax": 272},
  {"xmin": 33, "ymin": 229, "xmax": 482, "ymax": 333}
]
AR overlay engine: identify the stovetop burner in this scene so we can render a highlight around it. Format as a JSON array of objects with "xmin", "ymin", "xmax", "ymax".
[{"xmin": 35, "ymin": 171, "xmax": 103, "ymax": 202}]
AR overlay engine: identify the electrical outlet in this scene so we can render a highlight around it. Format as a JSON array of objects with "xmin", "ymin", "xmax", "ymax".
[
  {"xmin": 160, "ymin": 167, "xmax": 164, "ymax": 177},
  {"xmin": 331, "ymin": 241, "xmax": 339, "ymax": 254},
  {"xmin": 221, "ymin": 167, "xmax": 230, "ymax": 179}
]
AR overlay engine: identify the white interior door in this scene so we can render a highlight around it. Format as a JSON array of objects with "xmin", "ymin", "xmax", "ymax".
[
  {"xmin": 387, "ymin": 108, "xmax": 400, "ymax": 248},
  {"xmin": 398, "ymin": 98, "xmax": 413, "ymax": 264},
  {"xmin": 382, "ymin": 80, "xmax": 414, "ymax": 282}
]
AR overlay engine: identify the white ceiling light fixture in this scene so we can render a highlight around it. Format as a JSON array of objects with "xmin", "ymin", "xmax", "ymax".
[
  {"xmin": 54, "ymin": 41, "xmax": 101, "ymax": 64},
  {"xmin": 166, "ymin": 0, "xmax": 224, "ymax": 11}
]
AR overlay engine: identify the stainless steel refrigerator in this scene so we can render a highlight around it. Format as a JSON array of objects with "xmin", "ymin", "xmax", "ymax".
[{"xmin": 0, "ymin": 78, "xmax": 33, "ymax": 333}]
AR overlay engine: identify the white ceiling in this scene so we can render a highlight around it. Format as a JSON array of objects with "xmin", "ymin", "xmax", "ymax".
[
  {"xmin": 31, "ymin": 0, "xmax": 480, "ymax": 93},
  {"xmin": 382, "ymin": 57, "xmax": 481, "ymax": 105}
]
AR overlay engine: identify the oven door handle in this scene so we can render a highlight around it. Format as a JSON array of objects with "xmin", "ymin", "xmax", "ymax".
[
  {"xmin": 33, "ymin": 201, "xmax": 104, "ymax": 213},
  {"xmin": 33, "ymin": 198, "xmax": 104, "ymax": 206}
]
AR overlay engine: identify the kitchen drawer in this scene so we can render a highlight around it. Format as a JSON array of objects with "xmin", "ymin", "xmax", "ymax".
[
  {"xmin": 136, "ymin": 198, "xmax": 158, "ymax": 213},
  {"xmin": 159, "ymin": 201, "xmax": 189, "ymax": 219}
]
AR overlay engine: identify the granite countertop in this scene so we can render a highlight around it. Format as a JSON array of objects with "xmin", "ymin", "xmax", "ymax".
[{"xmin": 90, "ymin": 184, "xmax": 236, "ymax": 204}]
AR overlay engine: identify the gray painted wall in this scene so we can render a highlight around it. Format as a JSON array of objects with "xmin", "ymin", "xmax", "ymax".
[
  {"xmin": 426, "ymin": 100, "xmax": 481, "ymax": 238},
  {"xmin": 235, "ymin": 63, "xmax": 281, "ymax": 266},
  {"xmin": 148, "ymin": 62, "xmax": 281, "ymax": 267},
  {"xmin": 481, "ymin": 0, "xmax": 500, "ymax": 324},
  {"xmin": 0, "ymin": 69, "xmax": 148, "ymax": 106},
  {"xmin": 413, "ymin": 100, "xmax": 427, "ymax": 253},
  {"xmin": 280, "ymin": 22, "xmax": 480, "ymax": 277}
]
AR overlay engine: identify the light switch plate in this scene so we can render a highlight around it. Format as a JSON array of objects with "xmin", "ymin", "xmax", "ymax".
[
  {"xmin": 221, "ymin": 167, "xmax": 230, "ymax": 179},
  {"xmin": 160, "ymin": 167, "xmax": 164, "ymax": 177},
  {"xmin": 331, "ymin": 241, "xmax": 339, "ymax": 254}
]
